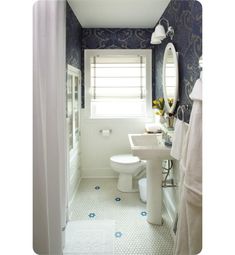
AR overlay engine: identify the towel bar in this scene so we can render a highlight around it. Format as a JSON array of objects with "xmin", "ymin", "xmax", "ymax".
[{"xmin": 176, "ymin": 105, "xmax": 190, "ymax": 122}]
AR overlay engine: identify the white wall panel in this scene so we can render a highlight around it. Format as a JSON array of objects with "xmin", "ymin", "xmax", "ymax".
[{"xmin": 80, "ymin": 111, "xmax": 149, "ymax": 177}]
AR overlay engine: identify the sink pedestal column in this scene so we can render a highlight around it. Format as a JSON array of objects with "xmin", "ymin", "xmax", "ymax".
[{"xmin": 146, "ymin": 159, "xmax": 162, "ymax": 225}]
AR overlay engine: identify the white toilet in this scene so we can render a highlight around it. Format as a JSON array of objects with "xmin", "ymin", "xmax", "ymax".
[{"xmin": 110, "ymin": 154, "xmax": 145, "ymax": 192}]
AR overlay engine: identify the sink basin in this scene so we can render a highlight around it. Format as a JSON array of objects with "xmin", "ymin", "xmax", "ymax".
[
  {"xmin": 128, "ymin": 134, "xmax": 172, "ymax": 160},
  {"xmin": 128, "ymin": 133, "xmax": 172, "ymax": 225}
]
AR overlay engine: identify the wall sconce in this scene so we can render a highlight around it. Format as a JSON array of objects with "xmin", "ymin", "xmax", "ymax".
[{"xmin": 150, "ymin": 18, "xmax": 174, "ymax": 45}]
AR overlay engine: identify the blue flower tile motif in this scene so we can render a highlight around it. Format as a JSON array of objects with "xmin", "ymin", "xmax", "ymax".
[
  {"xmin": 115, "ymin": 231, "xmax": 122, "ymax": 238},
  {"xmin": 115, "ymin": 197, "xmax": 121, "ymax": 202},
  {"xmin": 88, "ymin": 213, "xmax": 96, "ymax": 218},
  {"xmin": 95, "ymin": 186, "xmax": 100, "ymax": 190},
  {"xmin": 141, "ymin": 211, "xmax": 147, "ymax": 216}
]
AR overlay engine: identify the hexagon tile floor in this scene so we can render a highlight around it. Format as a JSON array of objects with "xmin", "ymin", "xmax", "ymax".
[{"xmin": 69, "ymin": 178, "xmax": 174, "ymax": 255}]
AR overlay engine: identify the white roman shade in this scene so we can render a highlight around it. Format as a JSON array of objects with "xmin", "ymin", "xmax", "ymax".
[
  {"xmin": 85, "ymin": 49, "xmax": 152, "ymax": 118},
  {"xmin": 90, "ymin": 55, "xmax": 146, "ymax": 100}
]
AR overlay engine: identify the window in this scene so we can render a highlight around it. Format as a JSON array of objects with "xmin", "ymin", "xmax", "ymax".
[{"xmin": 85, "ymin": 50, "xmax": 152, "ymax": 118}]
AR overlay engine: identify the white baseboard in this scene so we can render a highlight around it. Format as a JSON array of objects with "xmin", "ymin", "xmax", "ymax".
[{"xmin": 81, "ymin": 167, "xmax": 118, "ymax": 178}]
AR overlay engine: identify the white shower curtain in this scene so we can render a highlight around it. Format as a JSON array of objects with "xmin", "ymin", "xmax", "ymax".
[{"xmin": 33, "ymin": 0, "xmax": 66, "ymax": 254}]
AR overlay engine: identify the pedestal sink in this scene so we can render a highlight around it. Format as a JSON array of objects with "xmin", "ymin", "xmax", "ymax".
[{"xmin": 128, "ymin": 133, "xmax": 172, "ymax": 225}]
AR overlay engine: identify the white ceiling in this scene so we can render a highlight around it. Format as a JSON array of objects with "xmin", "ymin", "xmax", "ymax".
[{"xmin": 67, "ymin": 0, "xmax": 171, "ymax": 28}]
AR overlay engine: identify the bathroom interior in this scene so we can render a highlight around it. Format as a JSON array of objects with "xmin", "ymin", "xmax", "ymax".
[{"xmin": 33, "ymin": 0, "xmax": 202, "ymax": 254}]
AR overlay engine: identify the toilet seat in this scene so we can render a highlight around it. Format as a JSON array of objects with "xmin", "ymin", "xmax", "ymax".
[
  {"xmin": 110, "ymin": 154, "xmax": 145, "ymax": 192},
  {"xmin": 110, "ymin": 154, "xmax": 140, "ymax": 165}
]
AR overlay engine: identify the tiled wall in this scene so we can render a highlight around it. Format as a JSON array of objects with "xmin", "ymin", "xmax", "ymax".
[
  {"xmin": 81, "ymin": 28, "xmax": 154, "ymax": 107},
  {"xmin": 66, "ymin": 2, "xmax": 82, "ymax": 69},
  {"xmin": 154, "ymin": 0, "xmax": 202, "ymax": 123}
]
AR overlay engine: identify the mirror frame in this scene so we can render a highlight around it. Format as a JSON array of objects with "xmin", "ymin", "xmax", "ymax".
[{"xmin": 162, "ymin": 42, "xmax": 179, "ymax": 114}]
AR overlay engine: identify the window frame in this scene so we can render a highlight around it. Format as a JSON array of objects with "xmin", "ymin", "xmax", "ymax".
[{"xmin": 84, "ymin": 49, "xmax": 152, "ymax": 119}]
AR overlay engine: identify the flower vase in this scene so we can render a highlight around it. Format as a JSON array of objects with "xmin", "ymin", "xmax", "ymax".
[{"xmin": 166, "ymin": 116, "xmax": 174, "ymax": 129}]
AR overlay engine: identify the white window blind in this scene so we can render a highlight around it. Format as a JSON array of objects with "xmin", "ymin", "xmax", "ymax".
[
  {"xmin": 89, "ymin": 54, "xmax": 147, "ymax": 118},
  {"xmin": 90, "ymin": 55, "xmax": 146, "ymax": 99}
]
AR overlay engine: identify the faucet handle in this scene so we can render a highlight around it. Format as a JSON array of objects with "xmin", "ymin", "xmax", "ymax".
[{"xmin": 162, "ymin": 130, "xmax": 168, "ymax": 140}]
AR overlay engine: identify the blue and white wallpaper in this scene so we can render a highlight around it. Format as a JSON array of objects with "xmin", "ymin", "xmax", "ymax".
[
  {"xmin": 82, "ymin": 28, "xmax": 154, "ymax": 49},
  {"xmin": 66, "ymin": 2, "xmax": 82, "ymax": 69},
  {"xmin": 66, "ymin": 0, "xmax": 202, "ymax": 116},
  {"xmin": 154, "ymin": 0, "xmax": 202, "ymax": 122}
]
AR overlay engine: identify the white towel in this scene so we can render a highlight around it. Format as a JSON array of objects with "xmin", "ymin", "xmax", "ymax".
[
  {"xmin": 170, "ymin": 119, "xmax": 188, "ymax": 160},
  {"xmin": 174, "ymin": 78, "xmax": 202, "ymax": 255}
]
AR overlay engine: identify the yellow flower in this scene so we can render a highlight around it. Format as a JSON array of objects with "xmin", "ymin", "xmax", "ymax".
[
  {"xmin": 155, "ymin": 109, "xmax": 164, "ymax": 116},
  {"xmin": 153, "ymin": 100, "xmax": 158, "ymax": 105},
  {"xmin": 152, "ymin": 97, "xmax": 165, "ymax": 111},
  {"xmin": 168, "ymin": 98, "xmax": 174, "ymax": 107}
]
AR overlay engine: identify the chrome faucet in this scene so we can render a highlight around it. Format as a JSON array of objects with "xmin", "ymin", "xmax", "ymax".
[
  {"xmin": 162, "ymin": 130, "xmax": 168, "ymax": 140},
  {"xmin": 162, "ymin": 130, "xmax": 172, "ymax": 146}
]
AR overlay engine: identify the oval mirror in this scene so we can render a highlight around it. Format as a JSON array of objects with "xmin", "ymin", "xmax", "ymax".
[{"xmin": 162, "ymin": 43, "xmax": 179, "ymax": 114}]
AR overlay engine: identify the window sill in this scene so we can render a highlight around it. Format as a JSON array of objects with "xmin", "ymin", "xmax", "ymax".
[{"xmin": 90, "ymin": 115, "xmax": 144, "ymax": 119}]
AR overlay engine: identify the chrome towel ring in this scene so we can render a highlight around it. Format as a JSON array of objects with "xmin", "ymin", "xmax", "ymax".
[{"xmin": 176, "ymin": 105, "xmax": 190, "ymax": 122}]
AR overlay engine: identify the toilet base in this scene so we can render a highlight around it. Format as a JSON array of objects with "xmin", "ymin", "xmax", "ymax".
[{"xmin": 117, "ymin": 173, "xmax": 138, "ymax": 193}]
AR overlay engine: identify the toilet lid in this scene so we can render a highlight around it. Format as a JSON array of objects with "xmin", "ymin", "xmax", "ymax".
[{"xmin": 110, "ymin": 154, "xmax": 140, "ymax": 165}]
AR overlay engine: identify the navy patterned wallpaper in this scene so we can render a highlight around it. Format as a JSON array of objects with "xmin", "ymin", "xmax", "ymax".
[
  {"xmin": 81, "ymin": 28, "xmax": 154, "ymax": 107},
  {"xmin": 66, "ymin": 2, "xmax": 82, "ymax": 69},
  {"xmin": 67, "ymin": 0, "xmax": 202, "ymax": 114},
  {"xmin": 82, "ymin": 28, "xmax": 154, "ymax": 49},
  {"xmin": 154, "ymin": 0, "xmax": 202, "ymax": 122}
]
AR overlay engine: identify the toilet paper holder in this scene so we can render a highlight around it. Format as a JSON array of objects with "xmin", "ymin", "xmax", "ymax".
[{"xmin": 99, "ymin": 129, "xmax": 112, "ymax": 134}]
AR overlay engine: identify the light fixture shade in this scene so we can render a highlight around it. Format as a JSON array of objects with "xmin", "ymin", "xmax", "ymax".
[
  {"xmin": 154, "ymin": 24, "xmax": 166, "ymax": 41},
  {"xmin": 150, "ymin": 32, "xmax": 162, "ymax": 44}
]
